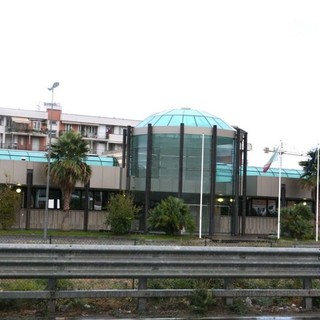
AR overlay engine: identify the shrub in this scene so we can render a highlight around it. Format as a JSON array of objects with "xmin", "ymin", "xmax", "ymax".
[
  {"xmin": 189, "ymin": 288, "xmax": 216, "ymax": 314},
  {"xmin": 0, "ymin": 185, "xmax": 20, "ymax": 230},
  {"xmin": 148, "ymin": 196, "xmax": 195, "ymax": 235},
  {"xmin": 280, "ymin": 204, "xmax": 313, "ymax": 240},
  {"xmin": 189, "ymin": 280, "xmax": 217, "ymax": 315},
  {"xmin": 228, "ymin": 298, "xmax": 248, "ymax": 315},
  {"xmin": 105, "ymin": 193, "xmax": 141, "ymax": 235}
]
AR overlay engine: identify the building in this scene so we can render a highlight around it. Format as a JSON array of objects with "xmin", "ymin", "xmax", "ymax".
[
  {"xmin": 0, "ymin": 106, "xmax": 313, "ymax": 236},
  {"xmin": 125, "ymin": 108, "xmax": 312, "ymax": 235},
  {"xmin": 0, "ymin": 105, "xmax": 140, "ymax": 164}
]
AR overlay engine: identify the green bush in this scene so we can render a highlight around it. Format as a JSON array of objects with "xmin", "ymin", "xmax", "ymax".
[
  {"xmin": 228, "ymin": 298, "xmax": 248, "ymax": 315},
  {"xmin": 0, "ymin": 185, "xmax": 20, "ymax": 230},
  {"xmin": 105, "ymin": 193, "xmax": 141, "ymax": 235},
  {"xmin": 148, "ymin": 196, "xmax": 195, "ymax": 235},
  {"xmin": 281, "ymin": 204, "xmax": 314, "ymax": 240},
  {"xmin": 189, "ymin": 288, "xmax": 216, "ymax": 314}
]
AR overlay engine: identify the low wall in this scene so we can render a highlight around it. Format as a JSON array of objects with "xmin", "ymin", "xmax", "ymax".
[
  {"xmin": 15, "ymin": 209, "xmax": 107, "ymax": 231},
  {"xmin": 13, "ymin": 209, "xmax": 278, "ymax": 235}
]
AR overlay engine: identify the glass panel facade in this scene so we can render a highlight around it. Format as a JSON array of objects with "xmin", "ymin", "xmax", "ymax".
[
  {"xmin": 183, "ymin": 134, "xmax": 211, "ymax": 193},
  {"xmin": 131, "ymin": 134, "xmax": 180, "ymax": 192},
  {"xmin": 136, "ymin": 108, "xmax": 236, "ymax": 130},
  {"xmin": 183, "ymin": 116, "xmax": 198, "ymax": 127},
  {"xmin": 194, "ymin": 116, "xmax": 211, "ymax": 127},
  {"xmin": 131, "ymin": 132, "xmax": 235, "ymax": 198},
  {"xmin": 216, "ymin": 136, "xmax": 234, "ymax": 195},
  {"xmin": 131, "ymin": 135, "xmax": 148, "ymax": 179},
  {"xmin": 153, "ymin": 115, "xmax": 172, "ymax": 126},
  {"xmin": 152, "ymin": 134, "xmax": 179, "ymax": 178},
  {"xmin": 168, "ymin": 115, "xmax": 183, "ymax": 126},
  {"xmin": 152, "ymin": 134, "xmax": 180, "ymax": 191}
]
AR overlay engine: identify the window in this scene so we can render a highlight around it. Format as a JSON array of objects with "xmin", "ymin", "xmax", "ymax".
[
  {"xmin": 65, "ymin": 124, "xmax": 73, "ymax": 132},
  {"xmin": 33, "ymin": 121, "xmax": 41, "ymax": 131},
  {"xmin": 80, "ymin": 125, "xmax": 97, "ymax": 138},
  {"xmin": 33, "ymin": 188, "xmax": 60, "ymax": 209},
  {"xmin": 250, "ymin": 199, "xmax": 277, "ymax": 217},
  {"xmin": 48, "ymin": 130, "xmax": 57, "ymax": 137}
]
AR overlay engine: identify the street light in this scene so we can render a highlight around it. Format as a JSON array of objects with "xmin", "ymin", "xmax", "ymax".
[{"xmin": 43, "ymin": 82, "xmax": 59, "ymax": 240}]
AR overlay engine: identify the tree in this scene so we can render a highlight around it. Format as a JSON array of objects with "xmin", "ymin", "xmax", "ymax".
[
  {"xmin": 48, "ymin": 131, "xmax": 92, "ymax": 229},
  {"xmin": 0, "ymin": 185, "xmax": 20, "ymax": 230},
  {"xmin": 148, "ymin": 196, "xmax": 195, "ymax": 235},
  {"xmin": 105, "ymin": 193, "xmax": 141, "ymax": 235}
]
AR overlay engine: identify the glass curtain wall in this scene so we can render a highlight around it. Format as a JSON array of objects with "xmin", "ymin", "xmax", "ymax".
[
  {"xmin": 131, "ymin": 132, "xmax": 235, "ymax": 200},
  {"xmin": 130, "ymin": 130, "xmax": 236, "ymax": 234},
  {"xmin": 151, "ymin": 134, "xmax": 180, "ymax": 192}
]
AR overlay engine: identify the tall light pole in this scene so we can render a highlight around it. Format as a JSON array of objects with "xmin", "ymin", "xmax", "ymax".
[{"xmin": 43, "ymin": 82, "xmax": 59, "ymax": 240}]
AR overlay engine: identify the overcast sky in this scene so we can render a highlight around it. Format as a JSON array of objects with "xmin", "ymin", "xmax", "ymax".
[{"xmin": 1, "ymin": 0, "xmax": 319, "ymax": 169}]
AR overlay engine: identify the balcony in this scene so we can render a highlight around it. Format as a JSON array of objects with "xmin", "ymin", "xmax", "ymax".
[
  {"xmin": 84, "ymin": 132, "xmax": 98, "ymax": 138},
  {"xmin": 6, "ymin": 127, "xmax": 48, "ymax": 136},
  {"xmin": 107, "ymin": 133, "xmax": 122, "ymax": 143}
]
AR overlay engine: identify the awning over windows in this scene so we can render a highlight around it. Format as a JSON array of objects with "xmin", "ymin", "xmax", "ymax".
[{"xmin": 11, "ymin": 117, "xmax": 30, "ymax": 124}]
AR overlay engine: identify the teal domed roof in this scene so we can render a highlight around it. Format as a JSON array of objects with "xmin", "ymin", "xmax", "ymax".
[{"xmin": 136, "ymin": 107, "xmax": 235, "ymax": 130}]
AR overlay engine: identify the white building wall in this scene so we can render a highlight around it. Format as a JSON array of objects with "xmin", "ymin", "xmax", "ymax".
[
  {"xmin": 97, "ymin": 125, "xmax": 107, "ymax": 139},
  {"xmin": 95, "ymin": 142, "xmax": 107, "ymax": 155}
]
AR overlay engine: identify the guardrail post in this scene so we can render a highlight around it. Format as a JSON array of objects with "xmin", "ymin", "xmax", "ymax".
[
  {"xmin": 303, "ymin": 278, "xmax": 312, "ymax": 310},
  {"xmin": 224, "ymin": 278, "xmax": 233, "ymax": 305},
  {"xmin": 48, "ymin": 278, "xmax": 56, "ymax": 319},
  {"xmin": 137, "ymin": 277, "xmax": 147, "ymax": 312}
]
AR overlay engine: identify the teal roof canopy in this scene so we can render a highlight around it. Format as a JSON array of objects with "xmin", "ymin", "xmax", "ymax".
[
  {"xmin": 247, "ymin": 166, "xmax": 303, "ymax": 179},
  {"xmin": 0, "ymin": 149, "xmax": 119, "ymax": 167},
  {"xmin": 136, "ymin": 107, "xmax": 235, "ymax": 130},
  {"xmin": 0, "ymin": 149, "xmax": 303, "ymax": 177}
]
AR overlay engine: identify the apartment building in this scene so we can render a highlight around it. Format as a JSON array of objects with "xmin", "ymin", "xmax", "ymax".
[{"xmin": 0, "ymin": 105, "xmax": 140, "ymax": 162}]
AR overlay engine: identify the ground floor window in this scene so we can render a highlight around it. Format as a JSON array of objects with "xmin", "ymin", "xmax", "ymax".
[
  {"xmin": 250, "ymin": 199, "xmax": 277, "ymax": 217},
  {"xmin": 249, "ymin": 198, "xmax": 313, "ymax": 217},
  {"xmin": 29, "ymin": 188, "xmax": 111, "ymax": 211}
]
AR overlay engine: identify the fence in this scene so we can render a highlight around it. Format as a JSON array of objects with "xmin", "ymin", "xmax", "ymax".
[{"xmin": 0, "ymin": 243, "xmax": 319, "ymax": 318}]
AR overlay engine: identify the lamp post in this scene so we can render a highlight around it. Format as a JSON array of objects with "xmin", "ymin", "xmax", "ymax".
[{"xmin": 43, "ymin": 82, "xmax": 59, "ymax": 240}]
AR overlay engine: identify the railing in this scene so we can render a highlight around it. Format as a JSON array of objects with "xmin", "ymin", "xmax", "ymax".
[{"xmin": 0, "ymin": 244, "xmax": 319, "ymax": 317}]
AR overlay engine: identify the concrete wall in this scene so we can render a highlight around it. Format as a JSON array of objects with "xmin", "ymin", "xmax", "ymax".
[
  {"xmin": 0, "ymin": 159, "xmax": 125, "ymax": 190},
  {"xmin": 248, "ymin": 176, "xmax": 311, "ymax": 199},
  {"xmin": 15, "ymin": 209, "xmax": 107, "ymax": 231}
]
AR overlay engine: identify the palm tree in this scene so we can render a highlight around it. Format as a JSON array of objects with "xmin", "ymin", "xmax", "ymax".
[
  {"xmin": 299, "ymin": 149, "xmax": 318, "ymax": 216},
  {"xmin": 299, "ymin": 149, "xmax": 318, "ymax": 190},
  {"xmin": 47, "ymin": 131, "xmax": 92, "ymax": 229}
]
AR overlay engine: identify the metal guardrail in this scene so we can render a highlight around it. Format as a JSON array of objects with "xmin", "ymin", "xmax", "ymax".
[{"xmin": 0, "ymin": 244, "xmax": 319, "ymax": 317}]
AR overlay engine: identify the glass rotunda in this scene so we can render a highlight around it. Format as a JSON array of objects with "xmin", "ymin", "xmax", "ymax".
[{"xmin": 125, "ymin": 107, "xmax": 248, "ymax": 236}]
